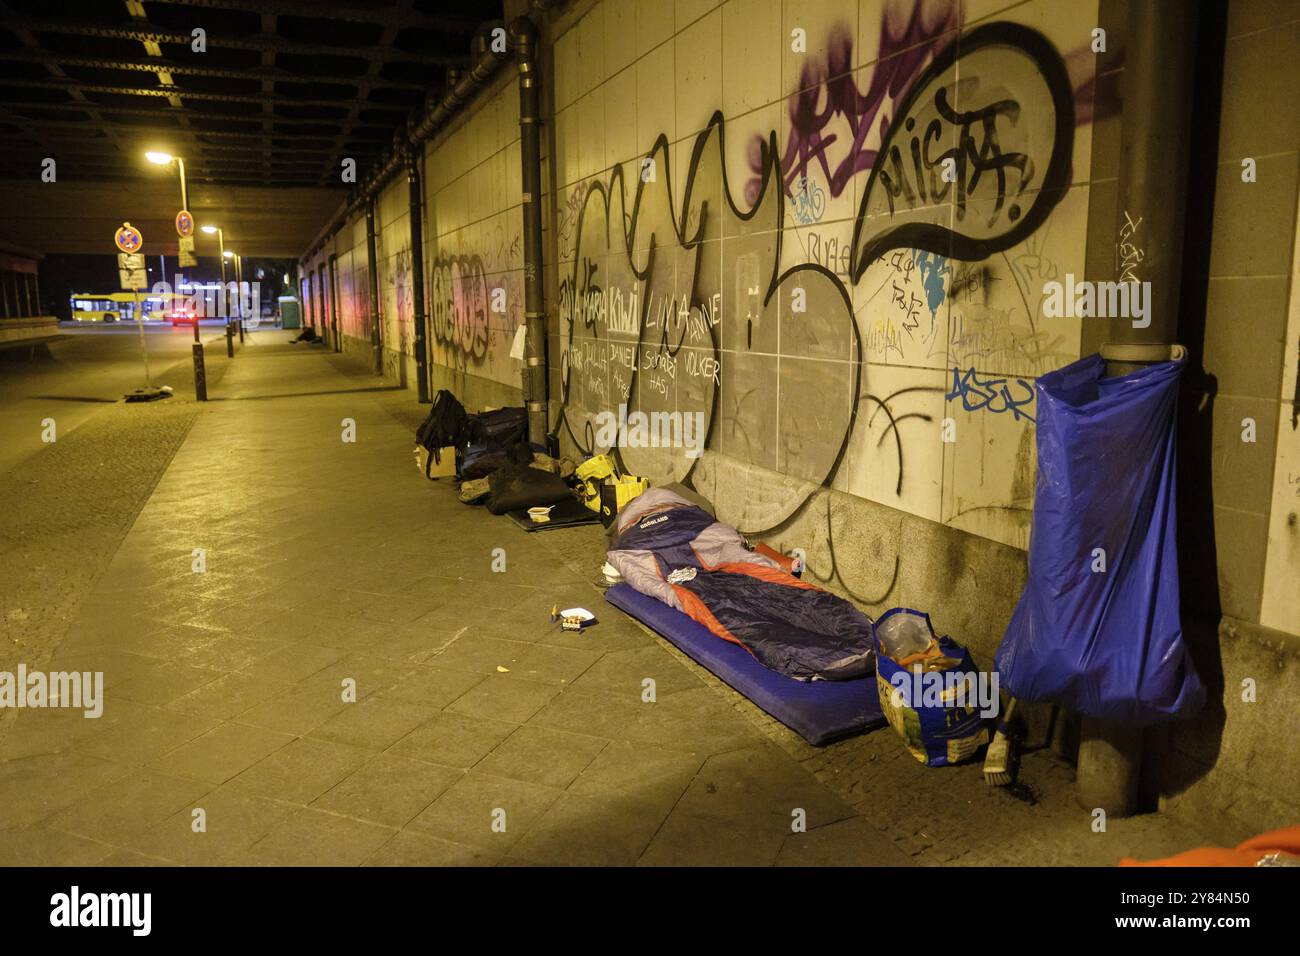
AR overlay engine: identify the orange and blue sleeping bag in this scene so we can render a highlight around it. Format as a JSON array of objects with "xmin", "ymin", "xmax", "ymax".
[{"xmin": 606, "ymin": 489, "xmax": 875, "ymax": 681}]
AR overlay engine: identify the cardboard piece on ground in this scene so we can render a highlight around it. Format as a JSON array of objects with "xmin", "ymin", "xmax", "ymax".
[{"xmin": 415, "ymin": 444, "xmax": 457, "ymax": 479}]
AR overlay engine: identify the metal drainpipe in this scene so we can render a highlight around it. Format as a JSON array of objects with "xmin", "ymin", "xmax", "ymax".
[
  {"xmin": 512, "ymin": 16, "xmax": 548, "ymax": 446},
  {"xmin": 365, "ymin": 197, "xmax": 383, "ymax": 376},
  {"xmin": 317, "ymin": 262, "xmax": 327, "ymax": 340},
  {"xmin": 328, "ymin": 253, "xmax": 341, "ymax": 352},
  {"xmin": 1076, "ymin": 0, "xmax": 1198, "ymax": 820},
  {"xmin": 407, "ymin": 146, "xmax": 431, "ymax": 403}
]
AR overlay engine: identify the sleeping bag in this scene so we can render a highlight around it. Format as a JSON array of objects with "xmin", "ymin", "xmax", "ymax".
[
  {"xmin": 606, "ymin": 489, "xmax": 875, "ymax": 681},
  {"xmin": 485, "ymin": 463, "xmax": 573, "ymax": 516}
]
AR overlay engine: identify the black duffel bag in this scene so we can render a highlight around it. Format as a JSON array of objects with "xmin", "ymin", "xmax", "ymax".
[
  {"xmin": 466, "ymin": 406, "xmax": 527, "ymax": 447},
  {"xmin": 485, "ymin": 462, "xmax": 573, "ymax": 516}
]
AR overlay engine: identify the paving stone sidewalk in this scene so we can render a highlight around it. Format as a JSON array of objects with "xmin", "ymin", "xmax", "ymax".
[
  {"xmin": 0, "ymin": 332, "xmax": 912, "ymax": 866},
  {"xmin": 368, "ymin": 364, "xmax": 1215, "ymax": 868}
]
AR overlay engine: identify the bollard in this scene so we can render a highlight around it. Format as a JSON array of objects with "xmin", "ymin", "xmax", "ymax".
[
  {"xmin": 192, "ymin": 342, "xmax": 207, "ymax": 401},
  {"xmin": 225, "ymin": 320, "xmax": 234, "ymax": 358},
  {"xmin": 238, "ymin": 318, "xmax": 245, "ymax": 343},
  {"xmin": 1077, "ymin": 719, "xmax": 1142, "ymax": 817}
]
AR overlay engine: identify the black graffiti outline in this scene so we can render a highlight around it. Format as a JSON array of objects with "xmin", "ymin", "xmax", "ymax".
[
  {"xmin": 553, "ymin": 110, "xmax": 864, "ymax": 510},
  {"xmin": 553, "ymin": 20, "xmax": 1075, "ymax": 542},
  {"xmin": 798, "ymin": 499, "xmax": 901, "ymax": 605},
  {"xmin": 849, "ymin": 21, "xmax": 1076, "ymax": 282}
]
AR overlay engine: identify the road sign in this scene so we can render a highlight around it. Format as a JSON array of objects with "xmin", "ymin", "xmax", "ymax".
[
  {"xmin": 178, "ymin": 234, "xmax": 197, "ymax": 268},
  {"xmin": 115, "ymin": 222, "xmax": 143, "ymax": 253},
  {"xmin": 175, "ymin": 209, "xmax": 194, "ymax": 238},
  {"xmin": 111, "ymin": 223, "xmax": 155, "ymax": 393},
  {"xmin": 117, "ymin": 253, "xmax": 146, "ymax": 290}
]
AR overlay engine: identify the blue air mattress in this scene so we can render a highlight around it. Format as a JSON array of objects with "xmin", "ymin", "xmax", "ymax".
[{"xmin": 604, "ymin": 582, "xmax": 884, "ymax": 745}]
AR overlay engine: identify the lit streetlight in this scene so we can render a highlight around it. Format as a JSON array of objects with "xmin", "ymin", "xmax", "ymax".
[
  {"xmin": 225, "ymin": 250, "xmax": 244, "ymax": 326},
  {"xmin": 203, "ymin": 225, "xmax": 228, "ymax": 285},
  {"xmin": 146, "ymin": 151, "xmax": 191, "ymax": 330},
  {"xmin": 145, "ymin": 150, "xmax": 188, "ymax": 213},
  {"xmin": 200, "ymin": 225, "xmax": 233, "ymax": 337}
]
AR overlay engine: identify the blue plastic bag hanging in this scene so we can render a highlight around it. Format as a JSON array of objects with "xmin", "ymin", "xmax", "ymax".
[{"xmin": 995, "ymin": 353, "xmax": 1204, "ymax": 725}]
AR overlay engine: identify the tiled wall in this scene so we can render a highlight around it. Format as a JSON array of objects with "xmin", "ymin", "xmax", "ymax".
[
  {"xmin": 420, "ymin": 79, "xmax": 525, "ymax": 393},
  {"xmin": 1204, "ymin": 1, "xmax": 1300, "ymax": 634},
  {"xmin": 312, "ymin": 75, "xmax": 525, "ymax": 396},
  {"xmin": 325, "ymin": 216, "xmax": 371, "ymax": 365},
  {"xmin": 544, "ymin": 0, "xmax": 1101, "ymax": 551}
]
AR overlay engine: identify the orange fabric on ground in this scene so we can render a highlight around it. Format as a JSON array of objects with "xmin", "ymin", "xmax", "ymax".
[
  {"xmin": 1119, "ymin": 824, "xmax": 1300, "ymax": 867},
  {"xmin": 712, "ymin": 561, "xmax": 823, "ymax": 592}
]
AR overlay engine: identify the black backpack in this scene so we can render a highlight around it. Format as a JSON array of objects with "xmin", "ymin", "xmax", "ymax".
[
  {"xmin": 416, "ymin": 390, "xmax": 468, "ymax": 454},
  {"xmin": 466, "ymin": 406, "xmax": 527, "ymax": 447}
]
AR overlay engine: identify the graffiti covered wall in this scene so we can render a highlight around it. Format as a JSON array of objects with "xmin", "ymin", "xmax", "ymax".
[
  {"xmin": 326, "ymin": 216, "xmax": 370, "ymax": 356},
  {"xmin": 544, "ymin": 0, "xmax": 1104, "ymax": 554},
  {"xmin": 375, "ymin": 181, "xmax": 412, "ymax": 383},
  {"xmin": 311, "ymin": 77, "xmax": 526, "ymax": 399},
  {"xmin": 422, "ymin": 79, "xmax": 526, "ymax": 395}
]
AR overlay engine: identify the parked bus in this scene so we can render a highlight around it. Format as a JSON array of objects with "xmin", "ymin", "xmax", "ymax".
[{"xmin": 69, "ymin": 292, "xmax": 181, "ymax": 323}]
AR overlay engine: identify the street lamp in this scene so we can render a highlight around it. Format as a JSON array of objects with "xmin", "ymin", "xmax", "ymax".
[
  {"xmin": 203, "ymin": 224, "xmax": 227, "ymax": 289},
  {"xmin": 225, "ymin": 250, "xmax": 243, "ymax": 325},
  {"xmin": 147, "ymin": 152, "xmax": 190, "ymax": 333},
  {"xmin": 145, "ymin": 150, "xmax": 188, "ymax": 212},
  {"xmin": 201, "ymin": 225, "xmax": 234, "ymax": 338}
]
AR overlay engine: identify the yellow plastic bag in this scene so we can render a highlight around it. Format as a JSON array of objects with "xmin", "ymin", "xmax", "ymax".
[
  {"xmin": 575, "ymin": 454, "xmax": 647, "ymax": 521},
  {"xmin": 575, "ymin": 454, "xmax": 617, "ymax": 513}
]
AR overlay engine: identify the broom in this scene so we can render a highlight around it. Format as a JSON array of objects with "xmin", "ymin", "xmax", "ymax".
[{"xmin": 983, "ymin": 696, "xmax": 1020, "ymax": 786}]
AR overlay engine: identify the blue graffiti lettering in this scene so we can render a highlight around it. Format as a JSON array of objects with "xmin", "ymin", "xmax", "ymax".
[{"xmin": 946, "ymin": 366, "xmax": 1036, "ymax": 422}]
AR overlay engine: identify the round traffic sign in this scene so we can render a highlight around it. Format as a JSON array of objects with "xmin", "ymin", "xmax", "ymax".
[
  {"xmin": 175, "ymin": 209, "xmax": 194, "ymax": 238},
  {"xmin": 115, "ymin": 222, "xmax": 143, "ymax": 253}
]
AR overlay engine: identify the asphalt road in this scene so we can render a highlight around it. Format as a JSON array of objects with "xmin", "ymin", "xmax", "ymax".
[
  {"xmin": 0, "ymin": 323, "xmax": 232, "ymax": 478},
  {"xmin": 0, "ymin": 321, "xmax": 248, "ymax": 709}
]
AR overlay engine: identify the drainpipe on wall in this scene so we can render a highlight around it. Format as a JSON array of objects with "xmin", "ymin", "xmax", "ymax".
[
  {"xmin": 512, "ymin": 16, "xmax": 549, "ymax": 446},
  {"xmin": 365, "ymin": 197, "xmax": 383, "ymax": 377},
  {"xmin": 328, "ymin": 253, "xmax": 341, "ymax": 353},
  {"xmin": 1077, "ymin": 0, "xmax": 1198, "ymax": 820},
  {"xmin": 316, "ymin": 262, "xmax": 326, "ymax": 342},
  {"xmin": 407, "ymin": 146, "xmax": 431, "ymax": 404}
]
